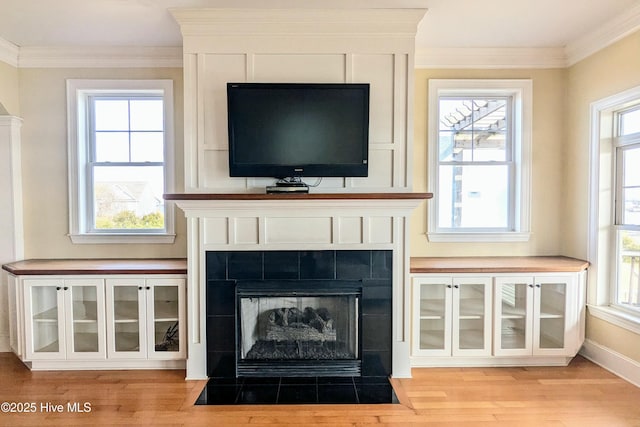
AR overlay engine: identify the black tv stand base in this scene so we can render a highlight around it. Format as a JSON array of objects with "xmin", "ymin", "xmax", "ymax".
[
  {"xmin": 266, "ymin": 184, "xmax": 309, "ymax": 194},
  {"xmin": 266, "ymin": 178, "xmax": 310, "ymax": 194}
]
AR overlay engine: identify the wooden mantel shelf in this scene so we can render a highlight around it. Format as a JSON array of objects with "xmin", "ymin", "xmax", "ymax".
[
  {"xmin": 410, "ymin": 256, "xmax": 589, "ymax": 274},
  {"xmin": 164, "ymin": 192, "xmax": 433, "ymax": 201},
  {"xmin": 2, "ymin": 258, "xmax": 188, "ymax": 276}
]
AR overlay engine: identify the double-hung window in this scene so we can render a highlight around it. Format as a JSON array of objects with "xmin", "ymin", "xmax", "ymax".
[
  {"xmin": 427, "ymin": 80, "xmax": 532, "ymax": 242},
  {"xmin": 67, "ymin": 80, "xmax": 175, "ymax": 243},
  {"xmin": 589, "ymin": 86, "xmax": 640, "ymax": 331},
  {"xmin": 614, "ymin": 107, "xmax": 640, "ymax": 311}
]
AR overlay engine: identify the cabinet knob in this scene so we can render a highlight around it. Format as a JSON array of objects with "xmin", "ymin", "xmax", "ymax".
[
  {"xmin": 138, "ymin": 286, "xmax": 143, "ymax": 290},
  {"xmin": 146, "ymin": 286, "xmax": 150, "ymax": 290},
  {"xmin": 454, "ymin": 285, "xmax": 459, "ymax": 289},
  {"xmin": 56, "ymin": 286, "xmax": 61, "ymax": 291},
  {"xmin": 447, "ymin": 285, "xmax": 452, "ymax": 288},
  {"xmin": 63, "ymin": 287, "xmax": 68, "ymax": 291},
  {"xmin": 535, "ymin": 284, "xmax": 541, "ymax": 288}
]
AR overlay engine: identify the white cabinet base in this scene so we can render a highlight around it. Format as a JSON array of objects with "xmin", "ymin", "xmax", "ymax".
[
  {"xmin": 25, "ymin": 359, "xmax": 185, "ymax": 371},
  {"xmin": 410, "ymin": 355, "xmax": 575, "ymax": 368},
  {"xmin": 410, "ymin": 257, "xmax": 588, "ymax": 369},
  {"xmin": 3, "ymin": 259, "xmax": 187, "ymax": 372}
]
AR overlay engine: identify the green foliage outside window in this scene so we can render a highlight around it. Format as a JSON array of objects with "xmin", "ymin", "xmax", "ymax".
[{"xmin": 96, "ymin": 210, "xmax": 164, "ymax": 230}]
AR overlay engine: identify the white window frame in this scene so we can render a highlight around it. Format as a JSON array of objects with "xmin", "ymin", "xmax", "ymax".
[
  {"xmin": 427, "ymin": 79, "xmax": 532, "ymax": 242},
  {"xmin": 588, "ymin": 86, "xmax": 640, "ymax": 333},
  {"xmin": 66, "ymin": 79, "xmax": 176, "ymax": 244}
]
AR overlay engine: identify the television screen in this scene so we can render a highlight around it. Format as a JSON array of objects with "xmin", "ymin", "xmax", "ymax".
[{"xmin": 227, "ymin": 83, "xmax": 369, "ymax": 178}]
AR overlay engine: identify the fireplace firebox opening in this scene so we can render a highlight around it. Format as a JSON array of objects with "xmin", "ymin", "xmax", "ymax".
[{"xmin": 237, "ymin": 283, "xmax": 361, "ymax": 377}]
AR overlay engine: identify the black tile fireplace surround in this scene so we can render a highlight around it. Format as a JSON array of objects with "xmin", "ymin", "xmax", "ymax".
[{"xmin": 202, "ymin": 250, "xmax": 396, "ymax": 404}]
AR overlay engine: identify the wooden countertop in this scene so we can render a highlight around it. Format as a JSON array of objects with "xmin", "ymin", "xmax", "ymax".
[
  {"xmin": 2, "ymin": 259, "xmax": 188, "ymax": 276},
  {"xmin": 164, "ymin": 192, "xmax": 433, "ymax": 200},
  {"xmin": 410, "ymin": 256, "xmax": 589, "ymax": 274}
]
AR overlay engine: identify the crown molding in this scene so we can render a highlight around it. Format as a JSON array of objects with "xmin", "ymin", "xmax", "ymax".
[
  {"xmin": 566, "ymin": 2, "xmax": 640, "ymax": 66},
  {"xmin": 17, "ymin": 46, "xmax": 183, "ymax": 68},
  {"xmin": 0, "ymin": 37, "xmax": 19, "ymax": 67},
  {"xmin": 415, "ymin": 47, "xmax": 567, "ymax": 69}
]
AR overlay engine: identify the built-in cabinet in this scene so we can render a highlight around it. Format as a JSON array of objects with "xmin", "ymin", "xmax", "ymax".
[
  {"xmin": 3, "ymin": 259, "xmax": 187, "ymax": 371},
  {"xmin": 410, "ymin": 257, "xmax": 588, "ymax": 367},
  {"xmin": 106, "ymin": 278, "xmax": 185, "ymax": 360},
  {"xmin": 412, "ymin": 277, "xmax": 492, "ymax": 357},
  {"xmin": 24, "ymin": 278, "xmax": 105, "ymax": 360},
  {"xmin": 494, "ymin": 276, "xmax": 576, "ymax": 357}
]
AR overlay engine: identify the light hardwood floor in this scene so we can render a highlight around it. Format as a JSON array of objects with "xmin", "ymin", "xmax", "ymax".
[{"xmin": 0, "ymin": 353, "xmax": 638, "ymax": 426}]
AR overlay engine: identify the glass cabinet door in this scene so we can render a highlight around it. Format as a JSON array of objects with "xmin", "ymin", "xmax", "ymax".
[
  {"xmin": 494, "ymin": 277, "xmax": 534, "ymax": 356},
  {"xmin": 413, "ymin": 278, "xmax": 452, "ymax": 356},
  {"xmin": 66, "ymin": 279, "xmax": 105, "ymax": 359},
  {"xmin": 534, "ymin": 278, "xmax": 571, "ymax": 354},
  {"xmin": 24, "ymin": 280, "xmax": 65, "ymax": 360},
  {"xmin": 106, "ymin": 279, "xmax": 146, "ymax": 359},
  {"xmin": 453, "ymin": 279, "xmax": 491, "ymax": 356},
  {"xmin": 148, "ymin": 279, "xmax": 185, "ymax": 359}
]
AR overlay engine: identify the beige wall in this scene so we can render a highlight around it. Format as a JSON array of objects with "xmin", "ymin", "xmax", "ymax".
[
  {"xmin": 565, "ymin": 31, "xmax": 640, "ymax": 363},
  {"xmin": 0, "ymin": 61, "xmax": 19, "ymax": 115},
  {"xmin": 410, "ymin": 68, "xmax": 566, "ymax": 257},
  {"xmin": 18, "ymin": 67, "xmax": 187, "ymax": 259}
]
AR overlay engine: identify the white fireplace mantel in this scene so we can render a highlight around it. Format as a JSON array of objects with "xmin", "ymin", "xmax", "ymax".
[
  {"xmin": 169, "ymin": 4, "xmax": 428, "ymax": 380},
  {"xmin": 167, "ymin": 193, "xmax": 430, "ymax": 379}
]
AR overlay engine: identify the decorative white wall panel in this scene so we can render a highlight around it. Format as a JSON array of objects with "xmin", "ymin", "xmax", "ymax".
[
  {"xmin": 172, "ymin": 8, "xmax": 424, "ymax": 193},
  {"xmin": 338, "ymin": 217, "xmax": 363, "ymax": 244},
  {"xmin": 264, "ymin": 217, "xmax": 333, "ymax": 245}
]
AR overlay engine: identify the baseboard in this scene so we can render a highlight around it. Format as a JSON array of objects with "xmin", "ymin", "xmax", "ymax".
[{"xmin": 579, "ymin": 339, "xmax": 640, "ymax": 387}]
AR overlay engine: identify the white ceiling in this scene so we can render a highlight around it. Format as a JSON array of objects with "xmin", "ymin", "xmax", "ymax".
[{"xmin": 1, "ymin": 0, "xmax": 639, "ymax": 66}]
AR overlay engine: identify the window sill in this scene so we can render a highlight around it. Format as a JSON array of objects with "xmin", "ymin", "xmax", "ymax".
[
  {"xmin": 588, "ymin": 304, "xmax": 640, "ymax": 335},
  {"xmin": 68, "ymin": 233, "xmax": 176, "ymax": 244},
  {"xmin": 426, "ymin": 231, "xmax": 531, "ymax": 243}
]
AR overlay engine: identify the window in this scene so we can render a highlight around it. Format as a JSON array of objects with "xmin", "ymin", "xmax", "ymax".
[
  {"xmin": 427, "ymin": 80, "xmax": 532, "ymax": 242},
  {"xmin": 67, "ymin": 80, "xmax": 175, "ymax": 243},
  {"xmin": 614, "ymin": 107, "xmax": 640, "ymax": 311},
  {"xmin": 589, "ymin": 86, "xmax": 640, "ymax": 332}
]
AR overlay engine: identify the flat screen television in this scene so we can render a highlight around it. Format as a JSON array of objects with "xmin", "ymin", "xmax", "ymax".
[{"xmin": 227, "ymin": 83, "xmax": 370, "ymax": 180}]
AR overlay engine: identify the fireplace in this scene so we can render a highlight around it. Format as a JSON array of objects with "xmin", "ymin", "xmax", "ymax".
[
  {"xmin": 237, "ymin": 283, "xmax": 361, "ymax": 377},
  {"xmin": 206, "ymin": 250, "xmax": 392, "ymax": 380}
]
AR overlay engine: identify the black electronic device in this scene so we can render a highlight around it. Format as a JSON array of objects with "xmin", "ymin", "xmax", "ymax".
[{"xmin": 226, "ymin": 82, "xmax": 370, "ymax": 186}]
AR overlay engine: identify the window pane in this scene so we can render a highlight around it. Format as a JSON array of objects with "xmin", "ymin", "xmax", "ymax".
[
  {"xmin": 94, "ymin": 100, "xmax": 129, "ymax": 131},
  {"xmin": 439, "ymin": 98, "xmax": 508, "ymax": 162},
  {"xmin": 620, "ymin": 108, "xmax": 640, "ymax": 136},
  {"xmin": 622, "ymin": 147, "xmax": 640, "ymax": 225},
  {"xmin": 95, "ymin": 132, "xmax": 130, "ymax": 162},
  {"xmin": 617, "ymin": 230, "xmax": 640, "ymax": 309},
  {"xmin": 93, "ymin": 165, "xmax": 164, "ymax": 230},
  {"xmin": 131, "ymin": 132, "xmax": 164, "ymax": 162},
  {"xmin": 130, "ymin": 99, "xmax": 164, "ymax": 131},
  {"xmin": 438, "ymin": 165, "xmax": 510, "ymax": 229}
]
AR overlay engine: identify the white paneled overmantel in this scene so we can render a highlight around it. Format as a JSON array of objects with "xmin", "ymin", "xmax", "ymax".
[{"xmin": 170, "ymin": 7, "xmax": 426, "ymax": 193}]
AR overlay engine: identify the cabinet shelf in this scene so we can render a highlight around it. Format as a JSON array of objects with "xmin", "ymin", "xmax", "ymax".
[
  {"xmin": 72, "ymin": 333, "xmax": 100, "ymax": 352},
  {"xmin": 33, "ymin": 307, "xmax": 58, "ymax": 322},
  {"xmin": 500, "ymin": 301, "xmax": 526, "ymax": 319},
  {"xmin": 35, "ymin": 340, "xmax": 59, "ymax": 353},
  {"xmin": 459, "ymin": 298, "xmax": 486, "ymax": 318},
  {"xmin": 154, "ymin": 300, "xmax": 179, "ymax": 322},
  {"xmin": 419, "ymin": 330, "xmax": 445, "ymax": 349},
  {"xmin": 113, "ymin": 301, "xmax": 139, "ymax": 322},
  {"xmin": 419, "ymin": 298, "xmax": 445, "ymax": 318},
  {"xmin": 72, "ymin": 301, "xmax": 98, "ymax": 323}
]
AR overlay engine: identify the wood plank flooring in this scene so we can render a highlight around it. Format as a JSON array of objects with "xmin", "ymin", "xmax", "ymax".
[{"xmin": 0, "ymin": 353, "xmax": 638, "ymax": 426}]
